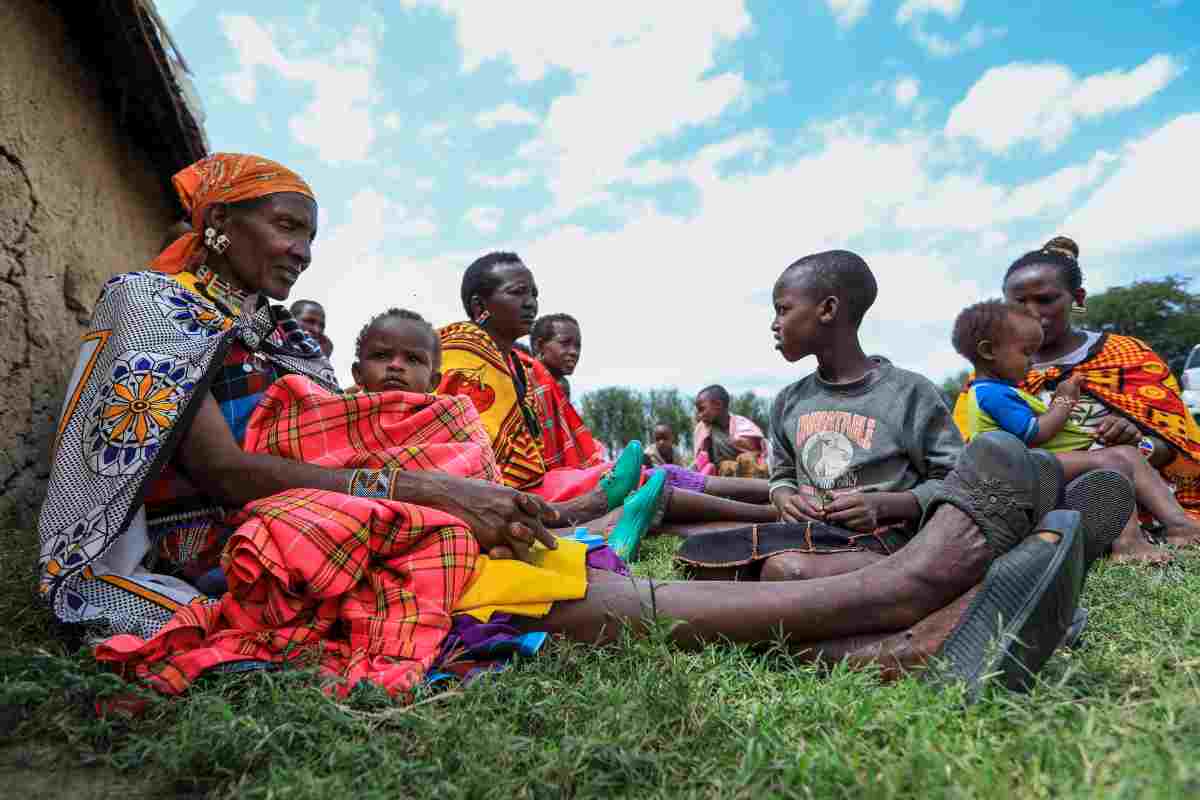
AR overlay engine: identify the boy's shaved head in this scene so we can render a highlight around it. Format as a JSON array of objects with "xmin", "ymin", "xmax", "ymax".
[{"xmin": 780, "ymin": 250, "xmax": 878, "ymax": 325}]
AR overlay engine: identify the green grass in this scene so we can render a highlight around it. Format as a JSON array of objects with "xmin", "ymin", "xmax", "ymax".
[{"xmin": 3, "ymin": 528, "xmax": 1200, "ymax": 799}]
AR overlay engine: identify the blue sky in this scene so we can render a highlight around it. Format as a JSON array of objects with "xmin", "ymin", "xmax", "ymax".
[{"xmin": 156, "ymin": 0, "xmax": 1200, "ymax": 396}]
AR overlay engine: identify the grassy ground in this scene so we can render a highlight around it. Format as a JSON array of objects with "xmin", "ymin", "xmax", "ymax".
[{"xmin": 2, "ymin": 527, "xmax": 1199, "ymax": 799}]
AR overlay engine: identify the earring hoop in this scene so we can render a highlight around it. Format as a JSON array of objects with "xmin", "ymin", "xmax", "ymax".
[
  {"xmin": 475, "ymin": 309, "xmax": 491, "ymax": 325},
  {"xmin": 213, "ymin": 233, "xmax": 231, "ymax": 254}
]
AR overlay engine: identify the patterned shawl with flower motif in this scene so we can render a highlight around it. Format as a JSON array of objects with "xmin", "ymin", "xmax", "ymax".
[{"xmin": 38, "ymin": 267, "xmax": 338, "ymax": 636}]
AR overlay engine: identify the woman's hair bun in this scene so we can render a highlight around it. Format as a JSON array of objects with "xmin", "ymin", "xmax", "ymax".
[{"xmin": 1043, "ymin": 235, "xmax": 1078, "ymax": 263}]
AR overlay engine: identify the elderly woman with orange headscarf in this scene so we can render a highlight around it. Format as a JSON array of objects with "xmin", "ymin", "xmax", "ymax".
[{"xmin": 39, "ymin": 153, "xmax": 581, "ymax": 696}]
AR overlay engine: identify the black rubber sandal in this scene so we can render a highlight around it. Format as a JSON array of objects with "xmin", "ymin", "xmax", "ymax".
[
  {"xmin": 934, "ymin": 509, "xmax": 1085, "ymax": 700},
  {"xmin": 921, "ymin": 432, "xmax": 1056, "ymax": 558},
  {"xmin": 1061, "ymin": 468, "xmax": 1136, "ymax": 567}
]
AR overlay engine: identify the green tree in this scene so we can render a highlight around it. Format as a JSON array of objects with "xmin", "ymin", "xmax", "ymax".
[
  {"xmin": 1081, "ymin": 276, "xmax": 1200, "ymax": 373},
  {"xmin": 579, "ymin": 387, "xmax": 646, "ymax": 454},
  {"xmin": 730, "ymin": 390, "xmax": 771, "ymax": 433}
]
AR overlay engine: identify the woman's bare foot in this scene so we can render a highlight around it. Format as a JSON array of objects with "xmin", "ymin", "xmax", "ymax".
[
  {"xmin": 1161, "ymin": 519, "xmax": 1200, "ymax": 549},
  {"xmin": 1110, "ymin": 524, "xmax": 1174, "ymax": 564}
]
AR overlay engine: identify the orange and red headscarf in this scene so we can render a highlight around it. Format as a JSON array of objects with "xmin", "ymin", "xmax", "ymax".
[{"xmin": 151, "ymin": 153, "xmax": 314, "ymax": 274}]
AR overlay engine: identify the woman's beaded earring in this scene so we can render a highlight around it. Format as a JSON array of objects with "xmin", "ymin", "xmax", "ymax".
[{"xmin": 476, "ymin": 309, "xmax": 491, "ymax": 325}]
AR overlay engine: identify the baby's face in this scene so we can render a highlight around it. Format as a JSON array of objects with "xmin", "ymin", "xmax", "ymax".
[
  {"xmin": 353, "ymin": 318, "xmax": 438, "ymax": 393},
  {"xmin": 987, "ymin": 314, "xmax": 1043, "ymax": 384}
]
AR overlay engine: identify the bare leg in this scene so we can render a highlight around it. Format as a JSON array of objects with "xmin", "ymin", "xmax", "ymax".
[
  {"xmin": 551, "ymin": 491, "xmax": 610, "ymax": 527},
  {"xmin": 1110, "ymin": 514, "xmax": 1174, "ymax": 564},
  {"xmin": 661, "ymin": 489, "xmax": 776, "ymax": 524},
  {"xmin": 518, "ymin": 505, "xmax": 989, "ymax": 648},
  {"xmin": 700, "ymin": 476, "xmax": 771, "ymax": 504},
  {"xmin": 760, "ymin": 550, "xmax": 888, "ymax": 581}
]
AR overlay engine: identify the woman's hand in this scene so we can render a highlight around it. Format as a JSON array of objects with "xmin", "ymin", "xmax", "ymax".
[
  {"xmin": 437, "ymin": 481, "xmax": 560, "ymax": 562},
  {"xmin": 1094, "ymin": 415, "xmax": 1141, "ymax": 446}
]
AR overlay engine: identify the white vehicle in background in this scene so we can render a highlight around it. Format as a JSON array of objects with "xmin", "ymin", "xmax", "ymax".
[{"xmin": 1182, "ymin": 345, "xmax": 1200, "ymax": 421}]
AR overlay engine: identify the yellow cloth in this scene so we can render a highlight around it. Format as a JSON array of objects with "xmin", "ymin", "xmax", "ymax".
[{"xmin": 452, "ymin": 538, "xmax": 589, "ymax": 622}]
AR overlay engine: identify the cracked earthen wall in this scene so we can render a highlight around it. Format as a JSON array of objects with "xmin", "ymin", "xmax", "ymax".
[{"xmin": 1, "ymin": 1, "xmax": 176, "ymax": 528}]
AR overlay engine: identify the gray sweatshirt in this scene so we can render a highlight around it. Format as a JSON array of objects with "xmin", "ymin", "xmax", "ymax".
[{"xmin": 768, "ymin": 358, "xmax": 962, "ymax": 525}]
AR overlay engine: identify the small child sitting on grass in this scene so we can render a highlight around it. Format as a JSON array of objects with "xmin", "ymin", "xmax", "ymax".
[{"xmin": 952, "ymin": 299, "xmax": 1200, "ymax": 556}]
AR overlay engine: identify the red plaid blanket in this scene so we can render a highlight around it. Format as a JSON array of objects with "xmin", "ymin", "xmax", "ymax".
[{"xmin": 95, "ymin": 376, "xmax": 501, "ymax": 698}]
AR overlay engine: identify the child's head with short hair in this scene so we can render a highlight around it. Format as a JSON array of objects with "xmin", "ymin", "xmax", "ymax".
[
  {"xmin": 695, "ymin": 385, "xmax": 730, "ymax": 425},
  {"xmin": 952, "ymin": 300, "xmax": 1043, "ymax": 385},
  {"xmin": 352, "ymin": 308, "xmax": 442, "ymax": 393},
  {"xmin": 772, "ymin": 250, "xmax": 877, "ymax": 363},
  {"xmin": 531, "ymin": 313, "xmax": 582, "ymax": 376}
]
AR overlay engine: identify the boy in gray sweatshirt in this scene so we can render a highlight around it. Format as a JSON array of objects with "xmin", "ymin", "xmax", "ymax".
[{"xmin": 763, "ymin": 250, "xmax": 963, "ymax": 581}]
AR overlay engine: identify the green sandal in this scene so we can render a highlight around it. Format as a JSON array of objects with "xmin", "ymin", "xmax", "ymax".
[
  {"xmin": 598, "ymin": 440, "xmax": 644, "ymax": 510},
  {"xmin": 607, "ymin": 468, "xmax": 668, "ymax": 561}
]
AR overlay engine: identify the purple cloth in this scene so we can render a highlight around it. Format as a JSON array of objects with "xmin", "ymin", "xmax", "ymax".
[
  {"xmin": 586, "ymin": 544, "xmax": 630, "ymax": 575},
  {"xmin": 652, "ymin": 464, "xmax": 708, "ymax": 494}
]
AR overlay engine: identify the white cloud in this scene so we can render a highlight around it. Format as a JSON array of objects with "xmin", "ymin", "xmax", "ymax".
[
  {"xmin": 896, "ymin": 0, "xmax": 962, "ymax": 24},
  {"xmin": 825, "ymin": 0, "xmax": 871, "ymax": 28},
  {"xmin": 219, "ymin": 14, "xmax": 381, "ymax": 164},
  {"xmin": 946, "ymin": 54, "xmax": 1184, "ymax": 154},
  {"xmin": 894, "ymin": 76, "xmax": 920, "ymax": 108},
  {"xmin": 894, "ymin": 150, "xmax": 1117, "ymax": 232},
  {"xmin": 382, "ymin": 112, "xmax": 402, "ymax": 131},
  {"xmin": 470, "ymin": 169, "xmax": 535, "ymax": 189},
  {"xmin": 465, "ymin": 206, "xmax": 504, "ymax": 233},
  {"xmin": 403, "ymin": 2, "xmax": 753, "ymax": 218},
  {"xmin": 1063, "ymin": 113, "xmax": 1200, "ymax": 256},
  {"xmin": 910, "ymin": 23, "xmax": 1005, "ymax": 58},
  {"xmin": 414, "ymin": 177, "xmax": 436, "ymax": 192},
  {"xmin": 894, "ymin": 0, "xmax": 1004, "ymax": 57},
  {"xmin": 475, "ymin": 103, "xmax": 540, "ymax": 129}
]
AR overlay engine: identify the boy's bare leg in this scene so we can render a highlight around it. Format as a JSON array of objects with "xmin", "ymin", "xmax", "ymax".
[
  {"xmin": 701, "ymin": 476, "xmax": 771, "ymax": 504},
  {"xmin": 759, "ymin": 550, "xmax": 888, "ymax": 581},
  {"xmin": 519, "ymin": 505, "xmax": 990, "ymax": 648},
  {"xmin": 662, "ymin": 489, "xmax": 777, "ymax": 524}
]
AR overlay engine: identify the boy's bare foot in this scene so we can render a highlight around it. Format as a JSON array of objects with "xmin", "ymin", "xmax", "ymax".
[{"xmin": 1110, "ymin": 525, "xmax": 1173, "ymax": 564}]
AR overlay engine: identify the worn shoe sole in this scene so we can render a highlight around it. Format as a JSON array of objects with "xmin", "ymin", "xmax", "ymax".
[
  {"xmin": 1061, "ymin": 468, "xmax": 1136, "ymax": 567},
  {"xmin": 935, "ymin": 509, "xmax": 1084, "ymax": 700}
]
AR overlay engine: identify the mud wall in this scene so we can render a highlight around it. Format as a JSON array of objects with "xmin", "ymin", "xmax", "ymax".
[{"xmin": 1, "ymin": 1, "xmax": 176, "ymax": 528}]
